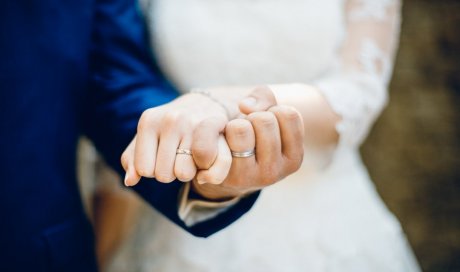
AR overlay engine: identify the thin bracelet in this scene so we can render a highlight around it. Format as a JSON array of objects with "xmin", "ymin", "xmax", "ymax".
[{"xmin": 190, "ymin": 89, "xmax": 232, "ymax": 119}]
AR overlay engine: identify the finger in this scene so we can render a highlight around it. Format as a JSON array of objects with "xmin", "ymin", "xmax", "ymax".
[
  {"xmin": 134, "ymin": 110, "xmax": 159, "ymax": 178},
  {"xmin": 155, "ymin": 130, "xmax": 181, "ymax": 183},
  {"xmin": 225, "ymin": 119, "xmax": 257, "ymax": 167},
  {"xmin": 247, "ymin": 111, "xmax": 282, "ymax": 166},
  {"xmin": 192, "ymin": 116, "xmax": 226, "ymax": 170},
  {"xmin": 174, "ymin": 135, "xmax": 197, "ymax": 182},
  {"xmin": 196, "ymin": 135, "xmax": 232, "ymax": 185},
  {"xmin": 239, "ymin": 86, "xmax": 277, "ymax": 115},
  {"xmin": 269, "ymin": 105, "xmax": 305, "ymax": 163},
  {"xmin": 121, "ymin": 138, "xmax": 142, "ymax": 186}
]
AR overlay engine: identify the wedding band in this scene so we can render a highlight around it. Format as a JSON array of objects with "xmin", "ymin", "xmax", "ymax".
[
  {"xmin": 176, "ymin": 148, "xmax": 193, "ymax": 155},
  {"xmin": 231, "ymin": 149, "xmax": 255, "ymax": 158}
]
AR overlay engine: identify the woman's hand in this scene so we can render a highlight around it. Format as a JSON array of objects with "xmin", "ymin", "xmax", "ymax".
[{"xmin": 121, "ymin": 92, "xmax": 232, "ymax": 186}]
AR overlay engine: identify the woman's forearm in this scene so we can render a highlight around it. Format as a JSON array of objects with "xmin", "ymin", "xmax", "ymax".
[{"xmin": 269, "ymin": 84, "xmax": 340, "ymax": 149}]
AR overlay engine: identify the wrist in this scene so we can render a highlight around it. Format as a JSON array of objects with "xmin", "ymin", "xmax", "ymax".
[
  {"xmin": 268, "ymin": 83, "xmax": 340, "ymax": 148},
  {"xmin": 191, "ymin": 86, "xmax": 255, "ymax": 120},
  {"xmin": 178, "ymin": 92, "xmax": 230, "ymax": 124},
  {"xmin": 189, "ymin": 89, "xmax": 233, "ymax": 120}
]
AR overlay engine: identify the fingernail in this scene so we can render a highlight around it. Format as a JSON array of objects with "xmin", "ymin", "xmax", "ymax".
[
  {"xmin": 197, "ymin": 180, "xmax": 206, "ymax": 185},
  {"xmin": 241, "ymin": 97, "xmax": 257, "ymax": 108},
  {"xmin": 124, "ymin": 172, "xmax": 130, "ymax": 187}
]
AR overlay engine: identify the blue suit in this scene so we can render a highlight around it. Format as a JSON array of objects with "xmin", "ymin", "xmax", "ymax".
[{"xmin": 0, "ymin": 0, "xmax": 258, "ymax": 271}]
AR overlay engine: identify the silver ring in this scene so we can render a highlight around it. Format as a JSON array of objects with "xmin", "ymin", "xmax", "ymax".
[
  {"xmin": 231, "ymin": 149, "xmax": 255, "ymax": 158},
  {"xmin": 176, "ymin": 148, "xmax": 193, "ymax": 155}
]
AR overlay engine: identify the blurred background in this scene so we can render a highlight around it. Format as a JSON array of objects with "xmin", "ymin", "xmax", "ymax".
[{"xmin": 361, "ymin": 0, "xmax": 460, "ymax": 271}]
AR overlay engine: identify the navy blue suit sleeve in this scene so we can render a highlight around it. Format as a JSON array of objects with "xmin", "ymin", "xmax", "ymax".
[{"xmin": 82, "ymin": 0, "xmax": 258, "ymax": 237}]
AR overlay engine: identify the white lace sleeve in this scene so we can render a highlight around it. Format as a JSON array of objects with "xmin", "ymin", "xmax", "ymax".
[{"xmin": 313, "ymin": 0, "xmax": 402, "ymax": 148}]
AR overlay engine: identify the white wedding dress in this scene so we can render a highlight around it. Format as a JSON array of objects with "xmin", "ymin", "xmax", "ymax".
[{"xmin": 106, "ymin": 0, "xmax": 421, "ymax": 271}]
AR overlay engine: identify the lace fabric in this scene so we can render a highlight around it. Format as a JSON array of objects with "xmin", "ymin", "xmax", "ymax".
[{"xmin": 314, "ymin": 0, "xmax": 402, "ymax": 148}]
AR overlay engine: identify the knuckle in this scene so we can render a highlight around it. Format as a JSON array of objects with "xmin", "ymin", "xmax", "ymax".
[
  {"xmin": 253, "ymin": 85, "xmax": 273, "ymax": 97},
  {"xmin": 286, "ymin": 157, "xmax": 303, "ymax": 173},
  {"xmin": 267, "ymin": 105, "xmax": 282, "ymax": 113},
  {"xmin": 175, "ymin": 166, "xmax": 196, "ymax": 182},
  {"xmin": 120, "ymin": 152, "xmax": 129, "ymax": 168},
  {"xmin": 155, "ymin": 172, "xmax": 175, "ymax": 183},
  {"xmin": 192, "ymin": 147, "xmax": 216, "ymax": 168},
  {"xmin": 163, "ymin": 111, "xmax": 184, "ymax": 125},
  {"xmin": 251, "ymin": 112, "xmax": 276, "ymax": 128},
  {"xmin": 270, "ymin": 105, "xmax": 300, "ymax": 121},
  {"xmin": 136, "ymin": 167, "xmax": 154, "ymax": 178},
  {"xmin": 134, "ymin": 159, "xmax": 155, "ymax": 178},
  {"xmin": 226, "ymin": 120, "xmax": 252, "ymax": 138},
  {"xmin": 285, "ymin": 144, "xmax": 305, "ymax": 162},
  {"xmin": 282, "ymin": 106, "xmax": 301, "ymax": 121},
  {"xmin": 198, "ymin": 117, "xmax": 217, "ymax": 128},
  {"xmin": 192, "ymin": 144, "xmax": 214, "ymax": 159},
  {"xmin": 196, "ymin": 119, "xmax": 211, "ymax": 130},
  {"xmin": 138, "ymin": 109, "xmax": 159, "ymax": 132},
  {"xmin": 295, "ymin": 157, "xmax": 303, "ymax": 171},
  {"xmin": 201, "ymin": 173, "xmax": 222, "ymax": 185},
  {"xmin": 284, "ymin": 152, "xmax": 304, "ymax": 173},
  {"xmin": 195, "ymin": 117, "xmax": 225, "ymax": 136},
  {"xmin": 253, "ymin": 85, "xmax": 276, "ymax": 103}
]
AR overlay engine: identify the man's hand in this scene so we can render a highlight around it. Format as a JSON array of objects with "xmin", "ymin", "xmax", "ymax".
[{"xmin": 192, "ymin": 105, "xmax": 304, "ymax": 200}]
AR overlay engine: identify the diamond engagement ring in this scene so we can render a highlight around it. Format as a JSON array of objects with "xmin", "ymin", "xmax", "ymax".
[
  {"xmin": 176, "ymin": 148, "xmax": 193, "ymax": 155},
  {"xmin": 231, "ymin": 149, "xmax": 255, "ymax": 158}
]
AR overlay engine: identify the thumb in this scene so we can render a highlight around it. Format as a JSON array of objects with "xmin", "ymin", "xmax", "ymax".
[{"xmin": 239, "ymin": 86, "xmax": 277, "ymax": 115}]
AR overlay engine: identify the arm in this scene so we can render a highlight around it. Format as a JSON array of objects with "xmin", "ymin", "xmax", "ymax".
[
  {"xmin": 267, "ymin": 0, "xmax": 402, "ymax": 150},
  {"xmin": 83, "ymin": 0, "xmax": 258, "ymax": 237},
  {"xmin": 207, "ymin": 0, "xmax": 401, "ymax": 154}
]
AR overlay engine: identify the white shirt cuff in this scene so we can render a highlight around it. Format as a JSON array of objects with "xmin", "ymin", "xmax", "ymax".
[{"xmin": 178, "ymin": 183, "xmax": 241, "ymax": 227}]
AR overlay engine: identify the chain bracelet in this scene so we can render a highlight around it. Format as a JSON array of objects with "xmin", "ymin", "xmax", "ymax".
[{"xmin": 189, "ymin": 89, "xmax": 232, "ymax": 120}]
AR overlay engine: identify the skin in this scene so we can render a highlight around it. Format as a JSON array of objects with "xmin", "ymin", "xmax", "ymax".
[
  {"xmin": 122, "ymin": 92, "xmax": 230, "ymax": 185},
  {"xmin": 192, "ymin": 105, "xmax": 305, "ymax": 200},
  {"xmin": 121, "ymin": 85, "xmax": 339, "ymax": 200}
]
